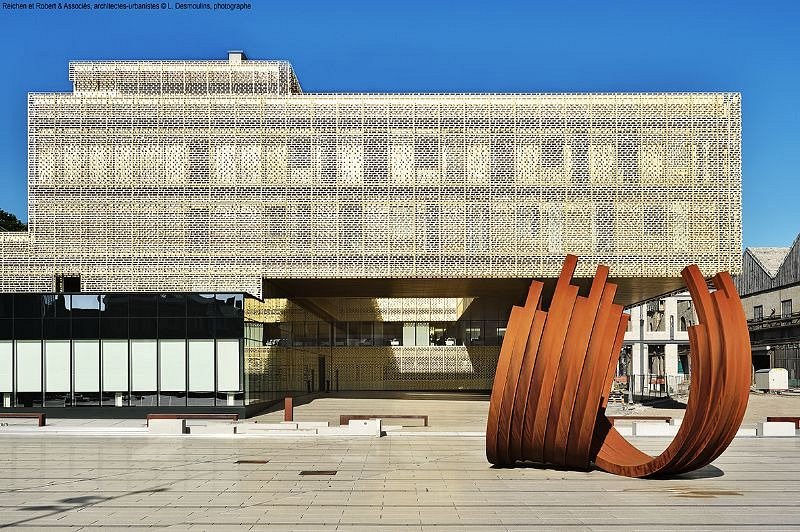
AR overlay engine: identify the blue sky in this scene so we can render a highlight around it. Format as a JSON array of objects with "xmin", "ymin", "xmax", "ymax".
[{"xmin": 0, "ymin": 0, "xmax": 797, "ymax": 247}]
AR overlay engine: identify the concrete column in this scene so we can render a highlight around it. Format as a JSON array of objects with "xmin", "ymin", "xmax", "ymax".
[
  {"xmin": 664, "ymin": 343, "xmax": 679, "ymax": 376},
  {"xmin": 665, "ymin": 298, "xmax": 678, "ymax": 339},
  {"xmin": 631, "ymin": 343, "xmax": 647, "ymax": 375}
]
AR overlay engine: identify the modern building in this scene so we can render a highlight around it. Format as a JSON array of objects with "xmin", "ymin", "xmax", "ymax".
[
  {"xmin": 735, "ymin": 234, "xmax": 800, "ymax": 387},
  {"xmin": 0, "ymin": 51, "xmax": 743, "ymax": 414},
  {"xmin": 0, "ymin": 292, "xmax": 244, "ymax": 410}
]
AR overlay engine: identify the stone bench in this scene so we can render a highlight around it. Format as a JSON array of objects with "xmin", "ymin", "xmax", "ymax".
[
  {"xmin": 607, "ymin": 415, "xmax": 671, "ymax": 426},
  {"xmin": 145, "ymin": 413, "xmax": 238, "ymax": 427},
  {"xmin": 767, "ymin": 416, "xmax": 800, "ymax": 429},
  {"xmin": 0, "ymin": 413, "xmax": 46, "ymax": 426},
  {"xmin": 339, "ymin": 414, "xmax": 428, "ymax": 427}
]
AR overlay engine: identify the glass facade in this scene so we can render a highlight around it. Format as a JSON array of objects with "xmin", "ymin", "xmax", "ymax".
[
  {"xmin": 247, "ymin": 320, "xmax": 507, "ymax": 348},
  {"xmin": 0, "ymin": 293, "xmax": 244, "ymax": 408}
]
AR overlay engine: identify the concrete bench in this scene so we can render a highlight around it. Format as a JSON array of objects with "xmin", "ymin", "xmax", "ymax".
[
  {"xmin": 146, "ymin": 413, "xmax": 238, "ymax": 427},
  {"xmin": 767, "ymin": 416, "xmax": 800, "ymax": 429},
  {"xmin": 608, "ymin": 415, "xmax": 671, "ymax": 426},
  {"xmin": 339, "ymin": 414, "xmax": 428, "ymax": 427},
  {"xmin": 0, "ymin": 413, "xmax": 46, "ymax": 426},
  {"xmin": 757, "ymin": 422, "xmax": 796, "ymax": 437}
]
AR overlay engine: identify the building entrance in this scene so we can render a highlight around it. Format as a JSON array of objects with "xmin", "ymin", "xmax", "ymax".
[{"xmin": 318, "ymin": 356, "xmax": 326, "ymax": 392}]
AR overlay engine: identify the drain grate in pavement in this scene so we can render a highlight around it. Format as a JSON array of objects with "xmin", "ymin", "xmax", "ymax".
[
  {"xmin": 299, "ymin": 470, "xmax": 337, "ymax": 476},
  {"xmin": 235, "ymin": 459, "xmax": 269, "ymax": 464}
]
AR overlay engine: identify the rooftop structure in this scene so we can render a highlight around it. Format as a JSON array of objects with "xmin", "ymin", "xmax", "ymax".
[
  {"xmin": 69, "ymin": 50, "xmax": 302, "ymax": 96},
  {"xmin": 736, "ymin": 235, "xmax": 800, "ymax": 297}
]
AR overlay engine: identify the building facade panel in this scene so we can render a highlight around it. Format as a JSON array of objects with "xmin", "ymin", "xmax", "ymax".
[{"xmin": 0, "ymin": 55, "xmax": 743, "ymax": 296}]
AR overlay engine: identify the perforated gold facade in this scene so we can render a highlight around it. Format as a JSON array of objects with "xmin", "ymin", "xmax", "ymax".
[{"xmin": 0, "ymin": 53, "xmax": 741, "ymax": 297}]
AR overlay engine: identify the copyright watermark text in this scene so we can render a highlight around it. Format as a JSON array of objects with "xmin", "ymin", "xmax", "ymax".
[{"xmin": 2, "ymin": 2, "xmax": 252, "ymax": 10}]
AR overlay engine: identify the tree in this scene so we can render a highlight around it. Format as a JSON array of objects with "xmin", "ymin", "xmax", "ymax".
[{"xmin": 0, "ymin": 209, "xmax": 27, "ymax": 231}]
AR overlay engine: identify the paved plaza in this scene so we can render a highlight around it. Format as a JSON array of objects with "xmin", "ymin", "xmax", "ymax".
[
  {"xmin": 0, "ymin": 432, "xmax": 798, "ymax": 530},
  {"xmin": 251, "ymin": 391, "xmax": 800, "ymax": 430}
]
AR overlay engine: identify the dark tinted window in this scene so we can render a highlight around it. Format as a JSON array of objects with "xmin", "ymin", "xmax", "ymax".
[
  {"xmin": 42, "ymin": 294, "xmax": 70, "ymax": 318},
  {"xmin": 14, "ymin": 318, "xmax": 42, "ymax": 339},
  {"xmin": 216, "ymin": 317, "xmax": 243, "ymax": 339},
  {"xmin": 130, "ymin": 294, "xmax": 158, "ymax": 317},
  {"xmin": 130, "ymin": 318, "xmax": 157, "ymax": 339},
  {"xmin": 100, "ymin": 318, "xmax": 128, "ymax": 339},
  {"xmin": 42, "ymin": 294, "xmax": 69, "ymax": 318},
  {"xmin": 44, "ymin": 318, "xmax": 71, "ymax": 339},
  {"xmin": 72, "ymin": 318, "xmax": 99, "ymax": 339},
  {"xmin": 158, "ymin": 294, "xmax": 186, "ymax": 318},
  {"xmin": 187, "ymin": 317, "xmax": 215, "ymax": 338},
  {"xmin": 71, "ymin": 295, "xmax": 100, "ymax": 317},
  {"xmin": 216, "ymin": 294, "xmax": 243, "ymax": 319},
  {"xmin": 0, "ymin": 319, "xmax": 12, "ymax": 340},
  {"xmin": 14, "ymin": 295, "xmax": 42, "ymax": 318},
  {"xmin": 0, "ymin": 295, "xmax": 12, "ymax": 318},
  {"xmin": 100, "ymin": 294, "xmax": 129, "ymax": 317},
  {"xmin": 187, "ymin": 293, "xmax": 220, "ymax": 317},
  {"xmin": 158, "ymin": 318, "xmax": 186, "ymax": 339},
  {"xmin": 62, "ymin": 276, "xmax": 81, "ymax": 292}
]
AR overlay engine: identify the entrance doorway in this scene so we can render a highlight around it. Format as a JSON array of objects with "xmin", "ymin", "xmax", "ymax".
[{"xmin": 318, "ymin": 356, "xmax": 326, "ymax": 392}]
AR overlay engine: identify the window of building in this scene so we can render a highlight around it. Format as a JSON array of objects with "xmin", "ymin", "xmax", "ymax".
[
  {"xmin": 678, "ymin": 345, "xmax": 690, "ymax": 375},
  {"xmin": 648, "ymin": 344, "xmax": 666, "ymax": 375},
  {"xmin": 101, "ymin": 294, "xmax": 129, "ymax": 317},
  {"xmin": 401, "ymin": 322, "xmax": 416, "ymax": 346},
  {"xmin": 293, "ymin": 321, "xmax": 318, "ymax": 347},
  {"xmin": 646, "ymin": 299, "xmax": 666, "ymax": 332},
  {"xmin": 43, "ymin": 294, "xmax": 69, "ymax": 318},
  {"xmin": 753, "ymin": 305, "xmax": 763, "ymax": 321},
  {"xmin": 677, "ymin": 300, "xmax": 693, "ymax": 331},
  {"xmin": 464, "ymin": 324, "xmax": 483, "ymax": 346},
  {"xmin": 55, "ymin": 275, "xmax": 81, "ymax": 293},
  {"xmin": 251, "ymin": 319, "xmax": 514, "ymax": 349},
  {"xmin": 70, "ymin": 295, "xmax": 100, "ymax": 317},
  {"xmin": 414, "ymin": 322, "xmax": 429, "ymax": 347},
  {"xmin": 0, "ymin": 295, "xmax": 11, "ymax": 319},
  {"xmin": 158, "ymin": 294, "xmax": 186, "ymax": 318},
  {"xmin": 782, "ymin": 300, "xmax": 792, "ymax": 317}
]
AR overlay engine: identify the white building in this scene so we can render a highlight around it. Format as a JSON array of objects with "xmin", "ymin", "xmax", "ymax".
[{"xmin": 622, "ymin": 293, "xmax": 695, "ymax": 397}]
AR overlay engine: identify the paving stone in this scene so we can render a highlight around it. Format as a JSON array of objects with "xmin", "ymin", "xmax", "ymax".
[{"xmin": 0, "ymin": 433, "xmax": 798, "ymax": 529}]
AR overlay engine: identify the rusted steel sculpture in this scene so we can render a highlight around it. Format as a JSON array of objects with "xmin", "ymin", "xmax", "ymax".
[{"xmin": 486, "ymin": 255, "xmax": 750, "ymax": 477}]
